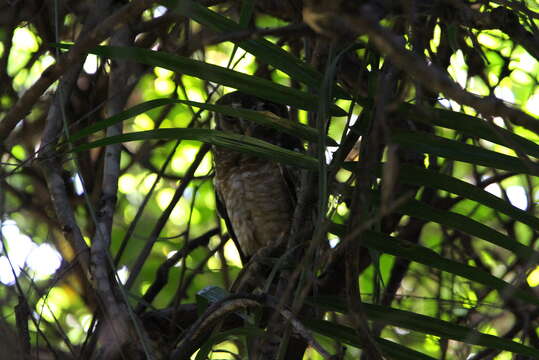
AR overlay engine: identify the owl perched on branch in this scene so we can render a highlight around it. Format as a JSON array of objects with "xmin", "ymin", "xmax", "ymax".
[{"xmin": 212, "ymin": 91, "xmax": 302, "ymax": 261}]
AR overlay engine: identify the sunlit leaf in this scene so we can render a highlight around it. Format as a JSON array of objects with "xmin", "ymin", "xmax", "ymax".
[
  {"xmin": 305, "ymin": 319, "xmax": 437, "ymax": 360},
  {"xmin": 70, "ymin": 128, "xmax": 319, "ymax": 170},
  {"xmin": 168, "ymin": 0, "xmax": 350, "ymax": 99},
  {"xmin": 307, "ymin": 297, "xmax": 539, "ymax": 357},
  {"xmin": 329, "ymin": 225, "xmax": 539, "ymax": 307},
  {"xmin": 397, "ymin": 165, "xmax": 539, "ymax": 230},
  {"xmin": 69, "ymin": 98, "xmax": 336, "ymax": 145},
  {"xmin": 52, "ymin": 43, "xmax": 347, "ymax": 116},
  {"xmin": 401, "ymin": 104, "xmax": 539, "ymax": 158},
  {"xmin": 392, "ymin": 132, "xmax": 539, "ymax": 175},
  {"xmin": 399, "ymin": 199, "xmax": 539, "ymax": 263}
]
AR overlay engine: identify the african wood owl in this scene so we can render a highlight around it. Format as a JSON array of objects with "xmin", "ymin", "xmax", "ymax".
[{"xmin": 212, "ymin": 91, "xmax": 301, "ymax": 261}]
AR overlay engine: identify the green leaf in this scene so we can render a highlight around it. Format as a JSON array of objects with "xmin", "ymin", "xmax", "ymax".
[
  {"xmin": 398, "ymin": 199, "xmax": 539, "ymax": 263},
  {"xmin": 341, "ymin": 163, "xmax": 539, "ymax": 230},
  {"xmin": 362, "ymin": 229, "xmax": 539, "ymax": 307},
  {"xmin": 70, "ymin": 128, "xmax": 319, "ymax": 170},
  {"xmin": 304, "ymin": 319, "xmax": 437, "ymax": 360},
  {"xmin": 307, "ymin": 298, "xmax": 539, "ymax": 357},
  {"xmin": 238, "ymin": 0, "xmax": 255, "ymax": 27},
  {"xmin": 52, "ymin": 43, "xmax": 347, "ymax": 116},
  {"xmin": 400, "ymin": 104, "xmax": 539, "ymax": 158},
  {"xmin": 397, "ymin": 165, "xmax": 539, "ymax": 230},
  {"xmin": 168, "ymin": 0, "xmax": 350, "ymax": 99},
  {"xmin": 69, "ymin": 99, "xmax": 171, "ymax": 142},
  {"xmin": 329, "ymin": 226, "xmax": 539, "ymax": 307},
  {"xmin": 69, "ymin": 98, "xmax": 337, "ymax": 145},
  {"xmin": 392, "ymin": 132, "xmax": 539, "ymax": 175}
]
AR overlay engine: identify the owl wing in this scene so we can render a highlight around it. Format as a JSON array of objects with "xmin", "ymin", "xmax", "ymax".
[
  {"xmin": 280, "ymin": 162, "xmax": 299, "ymax": 206},
  {"xmin": 214, "ymin": 185, "xmax": 248, "ymax": 264}
]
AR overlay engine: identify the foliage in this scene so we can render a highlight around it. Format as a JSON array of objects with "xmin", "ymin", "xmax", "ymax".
[{"xmin": 1, "ymin": 0, "xmax": 539, "ymax": 359}]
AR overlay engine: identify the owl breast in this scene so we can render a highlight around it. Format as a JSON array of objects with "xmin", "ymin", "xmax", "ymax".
[{"xmin": 213, "ymin": 152, "xmax": 294, "ymax": 257}]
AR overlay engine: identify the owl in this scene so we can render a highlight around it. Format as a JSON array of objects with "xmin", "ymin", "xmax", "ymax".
[{"xmin": 212, "ymin": 91, "xmax": 302, "ymax": 261}]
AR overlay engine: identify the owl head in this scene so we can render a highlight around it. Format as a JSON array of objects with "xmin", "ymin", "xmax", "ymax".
[{"xmin": 215, "ymin": 91, "xmax": 302, "ymax": 150}]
